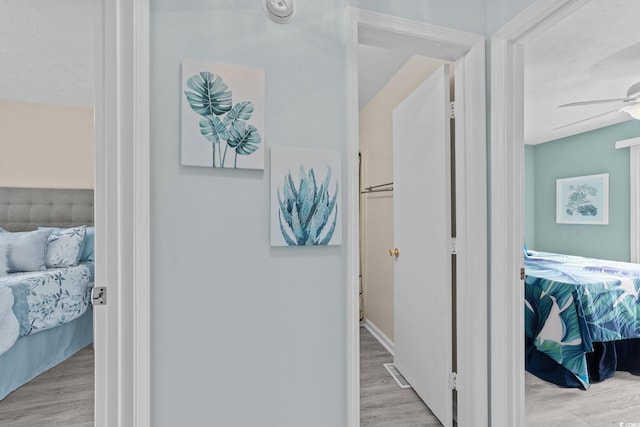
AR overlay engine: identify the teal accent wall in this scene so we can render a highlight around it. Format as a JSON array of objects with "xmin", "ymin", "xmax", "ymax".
[
  {"xmin": 527, "ymin": 120, "xmax": 640, "ymax": 262},
  {"xmin": 525, "ymin": 144, "xmax": 536, "ymax": 249}
]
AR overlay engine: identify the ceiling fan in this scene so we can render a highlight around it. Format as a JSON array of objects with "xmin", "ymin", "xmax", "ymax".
[{"xmin": 554, "ymin": 81, "xmax": 640, "ymax": 130}]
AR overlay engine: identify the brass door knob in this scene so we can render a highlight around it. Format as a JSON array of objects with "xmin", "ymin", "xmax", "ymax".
[{"xmin": 388, "ymin": 248, "xmax": 400, "ymax": 257}]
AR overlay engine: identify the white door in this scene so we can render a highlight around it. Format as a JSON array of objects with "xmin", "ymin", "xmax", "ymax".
[{"xmin": 392, "ymin": 64, "xmax": 453, "ymax": 427}]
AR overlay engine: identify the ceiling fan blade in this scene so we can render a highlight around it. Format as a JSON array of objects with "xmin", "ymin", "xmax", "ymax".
[
  {"xmin": 552, "ymin": 109, "xmax": 621, "ymax": 130},
  {"xmin": 559, "ymin": 97, "xmax": 638, "ymax": 107}
]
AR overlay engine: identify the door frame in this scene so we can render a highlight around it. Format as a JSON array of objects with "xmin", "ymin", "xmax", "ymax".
[
  {"xmin": 489, "ymin": 1, "xmax": 589, "ymax": 425},
  {"xmin": 346, "ymin": 8, "xmax": 487, "ymax": 426},
  {"xmin": 94, "ymin": 0, "xmax": 150, "ymax": 425}
]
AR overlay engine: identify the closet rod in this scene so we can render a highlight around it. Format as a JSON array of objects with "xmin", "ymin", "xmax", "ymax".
[{"xmin": 361, "ymin": 182, "xmax": 393, "ymax": 194}]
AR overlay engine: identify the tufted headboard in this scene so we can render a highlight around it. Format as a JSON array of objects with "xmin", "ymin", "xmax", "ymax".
[{"xmin": 0, "ymin": 187, "xmax": 94, "ymax": 232}]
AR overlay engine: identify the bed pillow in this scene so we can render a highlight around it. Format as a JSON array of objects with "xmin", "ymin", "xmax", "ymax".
[
  {"xmin": 0, "ymin": 243, "xmax": 8, "ymax": 276},
  {"xmin": 0, "ymin": 229, "xmax": 53, "ymax": 273},
  {"xmin": 80, "ymin": 226, "xmax": 95, "ymax": 262},
  {"xmin": 41, "ymin": 226, "xmax": 87, "ymax": 268}
]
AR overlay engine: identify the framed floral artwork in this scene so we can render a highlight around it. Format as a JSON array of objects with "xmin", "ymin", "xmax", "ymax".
[{"xmin": 556, "ymin": 173, "xmax": 609, "ymax": 225}]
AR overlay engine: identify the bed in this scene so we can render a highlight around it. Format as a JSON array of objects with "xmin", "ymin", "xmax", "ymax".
[
  {"xmin": 525, "ymin": 249, "xmax": 640, "ymax": 389},
  {"xmin": 0, "ymin": 187, "xmax": 94, "ymax": 400}
]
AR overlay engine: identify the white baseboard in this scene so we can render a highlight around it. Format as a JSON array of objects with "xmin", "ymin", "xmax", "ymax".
[{"xmin": 363, "ymin": 319, "xmax": 394, "ymax": 355}]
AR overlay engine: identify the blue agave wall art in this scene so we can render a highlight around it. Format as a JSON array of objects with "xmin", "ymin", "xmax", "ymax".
[
  {"xmin": 278, "ymin": 165, "xmax": 338, "ymax": 246},
  {"xmin": 271, "ymin": 148, "xmax": 342, "ymax": 246},
  {"xmin": 181, "ymin": 60, "xmax": 265, "ymax": 170}
]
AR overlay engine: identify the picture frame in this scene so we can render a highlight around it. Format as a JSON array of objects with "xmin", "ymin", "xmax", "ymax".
[
  {"xmin": 556, "ymin": 173, "xmax": 609, "ymax": 225},
  {"xmin": 270, "ymin": 148, "xmax": 342, "ymax": 246},
  {"xmin": 181, "ymin": 59, "xmax": 265, "ymax": 170}
]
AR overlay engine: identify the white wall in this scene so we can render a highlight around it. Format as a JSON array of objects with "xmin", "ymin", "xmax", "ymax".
[
  {"xmin": 360, "ymin": 55, "xmax": 448, "ymax": 342},
  {"xmin": 0, "ymin": 100, "xmax": 94, "ymax": 189}
]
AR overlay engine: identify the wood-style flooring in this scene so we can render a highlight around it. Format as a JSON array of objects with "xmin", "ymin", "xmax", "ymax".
[
  {"xmin": 2, "ymin": 330, "xmax": 640, "ymax": 426},
  {"xmin": 526, "ymin": 369, "xmax": 640, "ymax": 427},
  {"xmin": 361, "ymin": 325, "xmax": 640, "ymax": 427},
  {"xmin": 0, "ymin": 346, "xmax": 93, "ymax": 427},
  {"xmin": 360, "ymin": 326, "xmax": 442, "ymax": 426}
]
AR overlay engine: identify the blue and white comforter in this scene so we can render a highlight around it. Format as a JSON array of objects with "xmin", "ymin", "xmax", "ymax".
[
  {"xmin": 525, "ymin": 251, "xmax": 640, "ymax": 388},
  {"xmin": 0, "ymin": 264, "xmax": 93, "ymax": 356}
]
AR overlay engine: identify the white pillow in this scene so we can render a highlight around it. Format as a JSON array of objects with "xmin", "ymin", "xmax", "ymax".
[
  {"xmin": 0, "ymin": 229, "xmax": 53, "ymax": 273},
  {"xmin": 42, "ymin": 226, "xmax": 87, "ymax": 268}
]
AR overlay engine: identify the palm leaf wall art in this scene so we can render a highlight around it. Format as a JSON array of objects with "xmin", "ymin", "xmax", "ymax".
[
  {"xmin": 181, "ymin": 60, "xmax": 265, "ymax": 170},
  {"xmin": 270, "ymin": 148, "xmax": 342, "ymax": 246}
]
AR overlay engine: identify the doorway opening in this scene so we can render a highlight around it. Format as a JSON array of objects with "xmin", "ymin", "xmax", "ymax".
[
  {"xmin": 357, "ymin": 49, "xmax": 453, "ymax": 426},
  {"xmin": 346, "ymin": 8, "xmax": 487, "ymax": 427},
  {"xmin": 0, "ymin": 0, "xmax": 97, "ymax": 424},
  {"xmin": 491, "ymin": 0, "xmax": 640, "ymax": 425}
]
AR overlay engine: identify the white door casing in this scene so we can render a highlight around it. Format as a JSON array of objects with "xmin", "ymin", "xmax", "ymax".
[
  {"xmin": 94, "ymin": 0, "xmax": 150, "ymax": 425},
  {"xmin": 614, "ymin": 137, "xmax": 640, "ymax": 263},
  {"xmin": 346, "ymin": 8, "xmax": 487, "ymax": 427},
  {"xmin": 392, "ymin": 64, "xmax": 453, "ymax": 426},
  {"xmin": 489, "ymin": 1, "xmax": 589, "ymax": 426}
]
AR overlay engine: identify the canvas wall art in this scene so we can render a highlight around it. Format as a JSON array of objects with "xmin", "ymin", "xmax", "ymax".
[
  {"xmin": 181, "ymin": 60, "xmax": 265, "ymax": 170},
  {"xmin": 270, "ymin": 148, "xmax": 342, "ymax": 246},
  {"xmin": 556, "ymin": 173, "xmax": 609, "ymax": 225}
]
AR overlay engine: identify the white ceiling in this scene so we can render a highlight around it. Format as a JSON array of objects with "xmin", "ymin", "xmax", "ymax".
[
  {"xmin": 0, "ymin": 0, "xmax": 94, "ymax": 107},
  {"xmin": 359, "ymin": 0, "xmax": 640, "ymax": 145},
  {"xmin": 524, "ymin": 0, "xmax": 640, "ymax": 144}
]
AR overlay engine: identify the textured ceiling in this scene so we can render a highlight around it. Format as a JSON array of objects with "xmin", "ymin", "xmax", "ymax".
[
  {"xmin": 0, "ymin": 0, "xmax": 94, "ymax": 107},
  {"xmin": 524, "ymin": 0, "xmax": 640, "ymax": 144}
]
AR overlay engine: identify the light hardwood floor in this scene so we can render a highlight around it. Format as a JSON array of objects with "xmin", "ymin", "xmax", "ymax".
[
  {"xmin": 362, "ymin": 326, "xmax": 640, "ymax": 427},
  {"xmin": 526, "ymin": 369, "xmax": 640, "ymax": 427},
  {"xmin": 0, "ymin": 346, "xmax": 93, "ymax": 427},
  {"xmin": 2, "ymin": 331, "xmax": 640, "ymax": 427},
  {"xmin": 360, "ymin": 326, "xmax": 443, "ymax": 426}
]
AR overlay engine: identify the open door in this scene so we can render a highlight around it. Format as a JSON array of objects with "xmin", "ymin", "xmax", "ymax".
[{"xmin": 392, "ymin": 64, "xmax": 453, "ymax": 427}]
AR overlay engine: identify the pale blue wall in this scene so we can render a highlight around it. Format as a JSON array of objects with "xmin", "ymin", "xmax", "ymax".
[
  {"xmin": 486, "ymin": 0, "xmax": 537, "ymax": 33},
  {"xmin": 149, "ymin": 1, "xmax": 538, "ymax": 425},
  {"xmin": 348, "ymin": 0, "xmax": 487, "ymax": 34},
  {"xmin": 524, "ymin": 144, "xmax": 536, "ymax": 249},
  {"xmin": 526, "ymin": 120, "xmax": 640, "ymax": 262},
  {"xmin": 150, "ymin": 2, "xmax": 347, "ymax": 426}
]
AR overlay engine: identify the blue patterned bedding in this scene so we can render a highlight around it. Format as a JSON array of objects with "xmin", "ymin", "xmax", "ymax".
[
  {"xmin": 525, "ymin": 250, "xmax": 640, "ymax": 388},
  {"xmin": 0, "ymin": 264, "xmax": 93, "ymax": 356}
]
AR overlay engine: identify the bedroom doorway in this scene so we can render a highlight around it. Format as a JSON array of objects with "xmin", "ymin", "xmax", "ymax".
[
  {"xmin": 3, "ymin": 0, "xmax": 150, "ymax": 427},
  {"xmin": 0, "ymin": 1, "xmax": 97, "ymax": 424},
  {"xmin": 490, "ymin": 0, "xmax": 640, "ymax": 424},
  {"xmin": 346, "ymin": 8, "xmax": 487, "ymax": 427},
  {"xmin": 0, "ymin": 0, "xmax": 150, "ymax": 425}
]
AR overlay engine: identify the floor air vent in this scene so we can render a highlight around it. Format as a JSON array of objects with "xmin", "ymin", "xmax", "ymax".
[{"xmin": 383, "ymin": 363, "xmax": 412, "ymax": 389}]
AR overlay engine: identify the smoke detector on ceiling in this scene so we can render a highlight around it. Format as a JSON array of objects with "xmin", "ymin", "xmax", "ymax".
[{"xmin": 263, "ymin": 0, "xmax": 296, "ymax": 24}]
